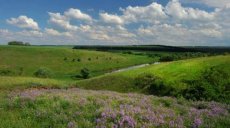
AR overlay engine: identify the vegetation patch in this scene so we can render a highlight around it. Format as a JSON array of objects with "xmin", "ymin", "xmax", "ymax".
[
  {"xmin": 1, "ymin": 88, "xmax": 229, "ymax": 128},
  {"xmin": 34, "ymin": 67, "xmax": 53, "ymax": 78}
]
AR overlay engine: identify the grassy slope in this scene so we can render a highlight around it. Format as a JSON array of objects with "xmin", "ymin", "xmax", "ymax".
[
  {"xmin": 0, "ymin": 46, "xmax": 153, "ymax": 80},
  {"xmin": 77, "ymin": 55, "xmax": 230, "ymax": 92},
  {"xmin": 0, "ymin": 88, "xmax": 229, "ymax": 128},
  {"xmin": 0, "ymin": 76, "xmax": 73, "ymax": 90},
  {"xmin": 0, "ymin": 46, "xmax": 229, "ymax": 127}
]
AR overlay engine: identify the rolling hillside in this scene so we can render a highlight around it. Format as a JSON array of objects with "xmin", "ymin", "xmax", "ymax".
[
  {"xmin": 0, "ymin": 46, "xmax": 153, "ymax": 80},
  {"xmin": 77, "ymin": 55, "xmax": 230, "ymax": 93}
]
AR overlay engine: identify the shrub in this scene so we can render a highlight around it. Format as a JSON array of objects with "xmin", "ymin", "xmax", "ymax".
[
  {"xmin": 159, "ymin": 55, "xmax": 174, "ymax": 62},
  {"xmin": 63, "ymin": 57, "xmax": 68, "ymax": 61},
  {"xmin": 122, "ymin": 51, "xmax": 133, "ymax": 54},
  {"xmin": 80, "ymin": 68, "xmax": 90, "ymax": 79},
  {"xmin": 88, "ymin": 58, "xmax": 91, "ymax": 61},
  {"xmin": 18, "ymin": 67, "xmax": 24, "ymax": 75},
  {"xmin": 77, "ymin": 58, "xmax": 81, "ymax": 62},
  {"xmin": 182, "ymin": 66, "xmax": 230, "ymax": 103},
  {"xmin": 34, "ymin": 67, "xmax": 53, "ymax": 78},
  {"xmin": 0, "ymin": 69, "xmax": 14, "ymax": 76},
  {"xmin": 158, "ymin": 99, "xmax": 172, "ymax": 107},
  {"xmin": 134, "ymin": 74, "xmax": 173, "ymax": 96},
  {"xmin": 134, "ymin": 74, "xmax": 156, "ymax": 89}
]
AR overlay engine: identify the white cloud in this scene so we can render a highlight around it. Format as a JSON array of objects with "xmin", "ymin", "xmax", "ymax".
[
  {"xmin": 166, "ymin": 0, "xmax": 214, "ymax": 21},
  {"xmin": 64, "ymin": 8, "xmax": 92, "ymax": 21},
  {"xmin": 17, "ymin": 30, "xmax": 43, "ymax": 37},
  {"xmin": 121, "ymin": 2, "xmax": 167, "ymax": 24},
  {"xmin": 48, "ymin": 12, "xmax": 78, "ymax": 31},
  {"xmin": 7, "ymin": 15, "xmax": 39, "ymax": 30},
  {"xmin": 45, "ymin": 28, "xmax": 72, "ymax": 37},
  {"xmin": 48, "ymin": 8, "xmax": 93, "ymax": 31},
  {"xmin": 100, "ymin": 13, "xmax": 124, "ymax": 25},
  {"xmin": 1, "ymin": 0, "xmax": 230, "ymax": 46}
]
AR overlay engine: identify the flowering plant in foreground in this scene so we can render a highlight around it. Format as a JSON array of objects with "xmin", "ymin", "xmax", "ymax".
[{"xmin": 10, "ymin": 88, "xmax": 230, "ymax": 128}]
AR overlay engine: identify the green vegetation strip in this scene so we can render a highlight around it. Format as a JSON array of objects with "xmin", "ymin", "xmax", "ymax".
[{"xmin": 77, "ymin": 55, "xmax": 230, "ymax": 93}]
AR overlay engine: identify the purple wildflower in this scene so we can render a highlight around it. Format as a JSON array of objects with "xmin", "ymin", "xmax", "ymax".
[
  {"xmin": 193, "ymin": 118, "xmax": 202, "ymax": 128},
  {"xmin": 119, "ymin": 115, "xmax": 136, "ymax": 128},
  {"xmin": 67, "ymin": 121, "xmax": 75, "ymax": 128}
]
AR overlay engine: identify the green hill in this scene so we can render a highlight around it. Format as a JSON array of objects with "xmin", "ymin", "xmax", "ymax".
[
  {"xmin": 0, "ymin": 46, "xmax": 153, "ymax": 80},
  {"xmin": 77, "ymin": 55, "xmax": 230, "ymax": 93}
]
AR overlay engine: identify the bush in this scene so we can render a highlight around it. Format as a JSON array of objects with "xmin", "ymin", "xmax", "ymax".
[
  {"xmin": 80, "ymin": 68, "xmax": 90, "ymax": 79},
  {"xmin": 0, "ymin": 69, "xmax": 14, "ymax": 76},
  {"xmin": 134, "ymin": 74, "xmax": 156, "ymax": 89},
  {"xmin": 134, "ymin": 74, "xmax": 173, "ymax": 96},
  {"xmin": 159, "ymin": 55, "xmax": 174, "ymax": 62},
  {"xmin": 182, "ymin": 66, "xmax": 230, "ymax": 103},
  {"xmin": 63, "ymin": 57, "xmax": 68, "ymax": 61},
  {"xmin": 122, "ymin": 51, "xmax": 133, "ymax": 54},
  {"xmin": 18, "ymin": 67, "xmax": 24, "ymax": 75},
  {"xmin": 34, "ymin": 67, "xmax": 53, "ymax": 78}
]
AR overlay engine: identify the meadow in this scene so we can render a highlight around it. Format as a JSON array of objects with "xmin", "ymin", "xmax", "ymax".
[
  {"xmin": 77, "ymin": 55, "xmax": 230, "ymax": 89},
  {"xmin": 0, "ymin": 88, "xmax": 229, "ymax": 128},
  {"xmin": 0, "ymin": 46, "xmax": 153, "ymax": 80},
  {"xmin": 0, "ymin": 45, "xmax": 229, "ymax": 127},
  {"xmin": 77, "ymin": 55, "xmax": 230, "ymax": 103}
]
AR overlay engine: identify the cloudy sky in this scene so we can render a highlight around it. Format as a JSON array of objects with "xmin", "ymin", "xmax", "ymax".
[{"xmin": 0, "ymin": 0, "xmax": 230, "ymax": 46}]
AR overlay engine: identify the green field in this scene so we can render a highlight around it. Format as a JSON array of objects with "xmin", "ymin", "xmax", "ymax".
[
  {"xmin": 0, "ymin": 46, "xmax": 229, "ymax": 127},
  {"xmin": 77, "ymin": 55, "xmax": 230, "ymax": 93},
  {"xmin": 0, "ymin": 46, "xmax": 153, "ymax": 80}
]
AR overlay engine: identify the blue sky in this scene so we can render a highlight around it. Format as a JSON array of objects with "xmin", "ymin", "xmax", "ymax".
[
  {"xmin": 0, "ymin": 0, "xmax": 230, "ymax": 46},
  {"xmin": 0, "ymin": 0, "xmax": 167, "ymax": 29}
]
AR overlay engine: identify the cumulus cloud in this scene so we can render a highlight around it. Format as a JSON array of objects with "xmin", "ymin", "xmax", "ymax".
[
  {"xmin": 48, "ymin": 12, "xmax": 78, "ymax": 31},
  {"xmin": 48, "ymin": 8, "xmax": 92, "ymax": 31},
  {"xmin": 100, "ymin": 13, "xmax": 124, "ymax": 25},
  {"xmin": 121, "ymin": 2, "xmax": 167, "ymax": 24},
  {"xmin": 7, "ymin": 15, "xmax": 39, "ymax": 30},
  {"xmin": 1, "ymin": 0, "xmax": 230, "ymax": 46},
  {"xmin": 64, "ymin": 8, "xmax": 92, "ymax": 21},
  {"xmin": 166, "ymin": 0, "xmax": 214, "ymax": 21},
  {"xmin": 45, "ymin": 28, "xmax": 72, "ymax": 37}
]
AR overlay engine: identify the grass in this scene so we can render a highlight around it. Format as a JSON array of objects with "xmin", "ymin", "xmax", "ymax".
[
  {"xmin": 0, "ymin": 76, "xmax": 72, "ymax": 90},
  {"xmin": 0, "ymin": 46, "xmax": 229, "ymax": 127},
  {"xmin": 0, "ymin": 45, "xmax": 153, "ymax": 80},
  {"xmin": 77, "ymin": 55, "xmax": 230, "ymax": 93},
  {"xmin": 0, "ymin": 88, "xmax": 229, "ymax": 128}
]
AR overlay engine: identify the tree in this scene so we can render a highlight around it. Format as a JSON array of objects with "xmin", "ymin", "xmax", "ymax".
[
  {"xmin": 8, "ymin": 41, "xmax": 31, "ymax": 46},
  {"xmin": 8, "ymin": 41, "xmax": 24, "ymax": 45},
  {"xmin": 34, "ymin": 67, "xmax": 53, "ymax": 78},
  {"xmin": 80, "ymin": 68, "xmax": 90, "ymax": 79},
  {"xmin": 159, "ymin": 55, "xmax": 174, "ymax": 62}
]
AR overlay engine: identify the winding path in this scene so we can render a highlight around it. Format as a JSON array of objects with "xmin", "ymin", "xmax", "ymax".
[{"xmin": 106, "ymin": 62, "xmax": 160, "ymax": 75}]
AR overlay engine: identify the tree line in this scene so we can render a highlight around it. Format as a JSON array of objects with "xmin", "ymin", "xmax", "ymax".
[{"xmin": 8, "ymin": 41, "xmax": 31, "ymax": 46}]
